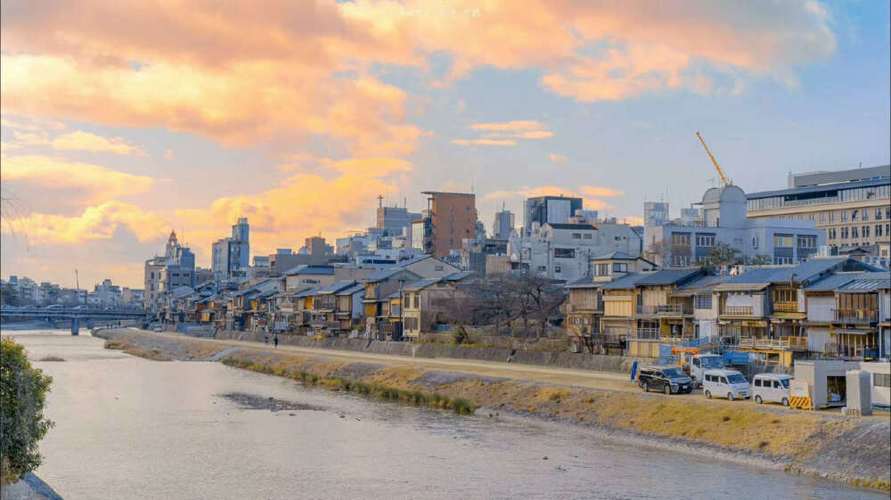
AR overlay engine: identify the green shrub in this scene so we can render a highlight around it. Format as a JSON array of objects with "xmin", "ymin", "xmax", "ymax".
[{"xmin": 1, "ymin": 339, "xmax": 54, "ymax": 484}]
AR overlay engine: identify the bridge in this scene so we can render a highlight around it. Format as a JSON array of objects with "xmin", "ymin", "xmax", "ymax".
[{"xmin": 0, "ymin": 307, "xmax": 147, "ymax": 335}]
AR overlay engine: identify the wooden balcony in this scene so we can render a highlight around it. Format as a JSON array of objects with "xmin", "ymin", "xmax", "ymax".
[
  {"xmin": 834, "ymin": 308, "xmax": 878, "ymax": 324},
  {"xmin": 739, "ymin": 336, "xmax": 807, "ymax": 351},
  {"xmin": 773, "ymin": 302, "xmax": 799, "ymax": 313},
  {"xmin": 722, "ymin": 305, "xmax": 754, "ymax": 317}
]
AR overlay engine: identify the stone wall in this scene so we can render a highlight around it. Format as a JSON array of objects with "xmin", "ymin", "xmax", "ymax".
[{"xmin": 211, "ymin": 329, "xmax": 632, "ymax": 373}]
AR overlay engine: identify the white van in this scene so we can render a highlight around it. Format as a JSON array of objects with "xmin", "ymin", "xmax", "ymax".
[
  {"xmin": 751, "ymin": 373, "xmax": 792, "ymax": 406},
  {"xmin": 703, "ymin": 369, "xmax": 750, "ymax": 400}
]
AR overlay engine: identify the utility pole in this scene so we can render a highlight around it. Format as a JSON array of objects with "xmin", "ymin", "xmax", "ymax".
[{"xmin": 74, "ymin": 269, "xmax": 81, "ymax": 304}]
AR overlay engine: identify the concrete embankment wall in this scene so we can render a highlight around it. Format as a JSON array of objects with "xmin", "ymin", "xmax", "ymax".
[{"xmin": 211, "ymin": 329, "xmax": 633, "ymax": 373}]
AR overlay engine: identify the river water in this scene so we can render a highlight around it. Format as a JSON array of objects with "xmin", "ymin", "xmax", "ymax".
[{"xmin": 5, "ymin": 329, "xmax": 883, "ymax": 500}]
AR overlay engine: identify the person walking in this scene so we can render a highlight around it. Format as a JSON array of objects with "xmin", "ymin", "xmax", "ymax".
[{"xmin": 273, "ymin": 334, "xmax": 279, "ymax": 349}]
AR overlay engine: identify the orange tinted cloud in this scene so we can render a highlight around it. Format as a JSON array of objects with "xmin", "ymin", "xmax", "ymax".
[
  {"xmin": 2, "ymin": 155, "xmax": 154, "ymax": 208},
  {"xmin": 175, "ymin": 157, "xmax": 411, "ymax": 258},
  {"xmin": 51, "ymin": 131, "xmax": 142, "ymax": 155},
  {"xmin": 1, "ymin": 201, "xmax": 169, "ymax": 245},
  {"xmin": 455, "ymin": 120, "xmax": 552, "ymax": 146}
]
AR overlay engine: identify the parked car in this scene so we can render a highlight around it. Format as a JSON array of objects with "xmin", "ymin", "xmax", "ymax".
[
  {"xmin": 638, "ymin": 366, "xmax": 693, "ymax": 395},
  {"xmin": 752, "ymin": 373, "xmax": 791, "ymax": 406},
  {"xmin": 703, "ymin": 369, "xmax": 750, "ymax": 400}
]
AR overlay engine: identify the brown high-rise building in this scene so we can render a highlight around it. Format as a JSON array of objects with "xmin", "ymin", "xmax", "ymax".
[{"xmin": 420, "ymin": 191, "xmax": 477, "ymax": 258}]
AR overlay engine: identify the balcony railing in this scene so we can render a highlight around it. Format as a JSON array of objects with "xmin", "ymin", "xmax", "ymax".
[
  {"xmin": 739, "ymin": 336, "xmax": 808, "ymax": 351},
  {"xmin": 772, "ymin": 302, "xmax": 799, "ymax": 313},
  {"xmin": 834, "ymin": 308, "xmax": 878, "ymax": 324},
  {"xmin": 634, "ymin": 327, "xmax": 660, "ymax": 339},
  {"xmin": 639, "ymin": 304, "xmax": 689, "ymax": 315},
  {"xmin": 722, "ymin": 305, "xmax": 754, "ymax": 316}
]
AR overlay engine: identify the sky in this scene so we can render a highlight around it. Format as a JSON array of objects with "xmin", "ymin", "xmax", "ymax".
[{"xmin": 1, "ymin": 0, "xmax": 889, "ymax": 289}]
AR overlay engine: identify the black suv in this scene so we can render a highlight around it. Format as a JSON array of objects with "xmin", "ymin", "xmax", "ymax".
[{"xmin": 637, "ymin": 366, "xmax": 693, "ymax": 395}]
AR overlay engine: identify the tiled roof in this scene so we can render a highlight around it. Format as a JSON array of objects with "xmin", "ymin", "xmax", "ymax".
[
  {"xmin": 404, "ymin": 278, "xmax": 441, "ymax": 292},
  {"xmin": 336, "ymin": 283, "xmax": 365, "ymax": 296},
  {"xmin": 565, "ymin": 276, "xmax": 600, "ymax": 289},
  {"xmin": 546, "ymin": 223, "xmax": 597, "ymax": 230},
  {"xmin": 635, "ymin": 268, "xmax": 702, "ymax": 286},
  {"xmin": 837, "ymin": 272, "xmax": 891, "ymax": 293},
  {"xmin": 317, "ymin": 280, "xmax": 357, "ymax": 294},
  {"xmin": 284, "ymin": 265, "xmax": 335, "ymax": 276},
  {"xmin": 601, "ymin": 272, "xmax": 649, "ymax": 290},
  {"xmin": 443, "ymin": 271, "xmax": 475, "ymax": 281},
  {"xmin": 591, "ymin": 251, "xmax": 636, "ymax": 261}
]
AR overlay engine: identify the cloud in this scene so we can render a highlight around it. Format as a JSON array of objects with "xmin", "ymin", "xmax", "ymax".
[
  {"xmin": 548, "ymin": 153, "xmax": 567, "ymax": 164},
  {"xmin": 174, "ymin": 157, "xmax": 412, "ymax": 258},
  {"xmin": 344, "ymin": 0, "xmax": 836, "ymax": 100},
  {"xmin": 454, "ymin": 119, "xmax": 552, "ymax": 146},
  {"xmin": 471, "ymin": 120, "xmax": 546, "ymax": 132},
  {"xmin": 51, "ymin": 130, "xmax": 142, "ymax": 155},
  {"xmin": 451, "ymin": 138, "xmax": 517, "ymax": 147},
  {"xmin": 2, "ymin": 155, "xmax": 155, "ymax": 210},
  {"xmin": 1, "ymin": 201, "xmax": 169, "ymax": 245}
]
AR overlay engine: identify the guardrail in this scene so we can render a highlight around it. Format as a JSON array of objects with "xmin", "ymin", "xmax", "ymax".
[
  {"xmin": 739, "ymin": 336, "xmax": 808, "ymax": 351},
  {"xmin": 637, "ymin": 304, "xmax": 692, "ymax": 315}
]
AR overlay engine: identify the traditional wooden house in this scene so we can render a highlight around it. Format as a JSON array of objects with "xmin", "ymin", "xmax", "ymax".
[
  {"xmin": 362, "ymin": 268, "xmax": 421, "ymax": 338},
  {"xmin": 401, "ymin": 271, "xmax": 476, "ymax": 339},
  {"xmin": 714, "ymin": 257, "xmax": 878, "ymax": 366}
]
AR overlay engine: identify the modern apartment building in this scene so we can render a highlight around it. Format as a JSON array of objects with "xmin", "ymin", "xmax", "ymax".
[
  {"xmin": 376, "ymin": 204, "xmax": 422, "ymax": 236},
  {"xmin": 523, "ymin": 195, "xmax": 582, "ymax": 235},
  {"xmin": 144, "ymin": 231, "xmax": 195, "ymax": 311},
  {"xmin": 646, "ymin": 185, "xmax": 824, "ymax": 267},
  {"xmin": 747, "ymin": 165, "xmax": 891, "ymax": 258},
  {"xmin": 212, "ymin": 217, "xmax": 251, "ymax": 281},
  {"xmin": 418, "ymin": 191, "xmax": 477, "ymax": 258},
  {"xmin": 492, "ymin": 208, "xmax": 515, "ymax": 240}
]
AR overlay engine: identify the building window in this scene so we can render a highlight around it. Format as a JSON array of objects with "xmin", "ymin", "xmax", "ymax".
[
  {"xmin": 841, "ymin": 227, "xmax": 849, "ymax": 239},
  {"xmin": 583, "ymin": 233, "xmax": 593, "ymax": 239},
  {"xmin": 671, "ymin": 233, "xmax": 691, "ymax": 246},
  {"xmin": 671, "ymin": 255, "xmax": 690, "ymax": 266},
  {"xmin": 876, "ymin": 208, "xmax": 883, "ymax": 220},
  {"xmin": 694, "ymin": 295, "xmax": 712, "ymax": 310},
  {"xmin": 695, "ymin": 233, "xmax": 716, "ymax": 247},
  {"xmin": 554, "ymin": 248, "xmax": 576, "ymax": 259},
  {"xmin": 571, "ymin": 233, "xmax": 582, "ymax": 239},
  {"xmin": 752, "ymin": 236, "xmax": 759, "ymax": 249},
  {"xmin": 852, "ymin": 209, "xmax": 859, "ymax": 221},
  {"xmin": 537, "ymin": 266, "xmax": 547, "ymax": 272},
  {"xmin": 875, "ymin": 373, "xmax": 891, "ymax": 388},
  {"xmin": 554, "ymin": 265, "xmax": 562, "ymax": 273},
  {"xmin": 774, "ymin": 256, "xmax": 793, "ymax": 265},
  {"xmin": 797, "ymin": 235, "xmax": 817, "ymax": 249},
  {"xmin": 877, "ymin": 225, "xmax": 883, "ymax": 237},
  {"xmin": 612, "ymin": 263, "xmax": 628, "ymax": 273},
  {"xmin": 595, "ymin": 263, "xmax": 610, "ymax": 276},
  {"xmin": 434, "ymin": 265, "xmax": 444, "ymax": 271},
  {"xmin": 852, "ymin": 227, "xmax": 859, "ymax": 239},
  {"xmin": 828, "ymin": 228, "xmax": 836, "ymax": 240},
  {"xmin": 863, "ymin": 226, "xmax": 870, "ymax": 238},
  {"xmin": 841, "ymin": 210, "xmax": 848, "ymax": 222},
  {"xmin": 773, "ymin": 234, "xmax": 794, "ymax": 248}
]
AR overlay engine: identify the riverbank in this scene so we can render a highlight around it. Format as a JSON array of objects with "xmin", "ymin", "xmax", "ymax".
[
  {"xmin": 95, "ymin": 328, "xmax": 890, "ymax": 493},
  {"xmin": 0, "ymin": 473, "xmax": 63, "ymax": 500}
]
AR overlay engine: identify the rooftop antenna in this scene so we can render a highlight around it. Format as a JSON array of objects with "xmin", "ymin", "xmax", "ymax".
[{"xmin": 377, "ymin": 195, "xmax": 383, "ymax": 208}]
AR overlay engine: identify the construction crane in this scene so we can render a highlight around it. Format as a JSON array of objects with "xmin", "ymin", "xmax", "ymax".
[{"xmin": 695, "ymin": 131, "xmax": 732, "ymax": 187}]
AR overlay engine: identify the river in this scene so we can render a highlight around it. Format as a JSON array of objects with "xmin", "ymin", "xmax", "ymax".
[{"xmin": 5, "ymin": 329, "xmax": 883, "ymax": 499}]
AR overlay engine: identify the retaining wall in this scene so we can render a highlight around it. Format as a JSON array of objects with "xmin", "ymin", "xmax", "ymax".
[{"xmin": 210, "ymin": 329, "xmax": 632, "ymax": 373}]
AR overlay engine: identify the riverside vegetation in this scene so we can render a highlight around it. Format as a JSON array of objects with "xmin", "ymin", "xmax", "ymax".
[
  {"xmin": 0, "ymin": 338, "xmax": 54, "ymax": 485},
  {"xmin": 97, "ymin": 328, "xmax": 890, "ymax": 493}
]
